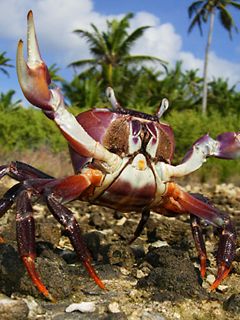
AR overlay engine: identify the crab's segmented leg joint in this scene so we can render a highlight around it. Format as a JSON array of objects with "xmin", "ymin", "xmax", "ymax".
[
  {"xmin": 165, "ymin": 183, "xmax": 236, "ymax": 289},
  {"xmin": 16, "ymin": 189, "xmax": 55, "ymax": 301},
  {"xmin": 46, "ymin": 194, "xmax": 106, "ymax": 290},
  {"xmin": 190, "ymin": 214, "xmax": 207, "ymax": 278}
]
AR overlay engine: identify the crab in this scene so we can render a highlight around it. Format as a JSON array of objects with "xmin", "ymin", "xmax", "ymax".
[{"xmin": 0, "ymin": 11, "xmax": 239, "ymax": 301}]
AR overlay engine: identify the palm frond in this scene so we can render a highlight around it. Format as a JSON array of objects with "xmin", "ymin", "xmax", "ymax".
[
  {"xmin": 218, "ymin": 4, "xmax": 237, "ymax": 37},
  {"xmin": 229, "ymin": 1, "xmax": 240, "ymax": 10},
  {"xmin": 68, "ymin": 58, "xmax": 97, "ymax": 68},
  {"xmin": 188, "ymin": 0, "xmax": 205, "ymax": 18},
  {"xmin": 123, "ymin": 55, "xmax": 168, "ymax": 71},
  {"xmin": 0, "ymin": 51, "xmax": 13, "ymax": 77},
  {"xmin": 119, "ymin": 26, "xmax": 151, "ymax": 56},
  {"xmin": 188, "ymin": 11, "xmax": 204, "ymax": 34}
]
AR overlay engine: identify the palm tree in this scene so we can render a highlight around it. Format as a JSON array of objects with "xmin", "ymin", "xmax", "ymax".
[
  {"xmin": 188, "ymin": 0, "xmax": 240, "ymax": 114},
  {"xmin": 69, "ymin": 13, "xmax": 167, "ymax": 86},
  {"xmin": 0, "ymin": 51, "xmax": 13, "ymax": 77},
  {"xmin": 0, "ymin": 90, "xmax": 21, "ymax": 112}
]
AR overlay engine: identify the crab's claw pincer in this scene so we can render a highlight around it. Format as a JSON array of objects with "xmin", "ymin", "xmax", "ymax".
[
  {"xmin": 216, "ymin": 132, "xmax": 240, "ymax": 159},
  {"xmin": 16, "ymin": 11, "xmax": 52, "ymax": 111}
]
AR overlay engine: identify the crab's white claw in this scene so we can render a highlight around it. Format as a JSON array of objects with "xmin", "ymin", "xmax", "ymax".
[
  {"xmin": 17, "ymin": 11, "xmax": 122, "ymax": 173},
  {"xmin": 159, "ymin": 132, "xmax": 240, "ymax": 180},
  {"xmin": 16, "ymin": 11, "xmax": 52, "ymax": 110}
]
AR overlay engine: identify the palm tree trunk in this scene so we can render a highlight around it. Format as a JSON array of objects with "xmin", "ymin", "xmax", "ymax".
[{"xmin": 202, "ymin": 10, "xmax": 215, "ymax": 115}]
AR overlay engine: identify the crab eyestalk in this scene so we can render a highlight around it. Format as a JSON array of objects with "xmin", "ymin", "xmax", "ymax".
[
  {"xmin": 156, "ymin": 98, "xmax": 169, "ymax": 119},
  {"xmin": 16, "ymin": 10, "xmax": 52, "ymax": 110},
  {"xmin": 106, "ymin": 87, "xmax": 124, "ymax": 111}
]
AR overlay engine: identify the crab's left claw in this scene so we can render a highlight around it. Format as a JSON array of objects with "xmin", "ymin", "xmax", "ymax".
[{"xmin": 16, "ymin": 10, "xmax": 52, "ymax": 111}]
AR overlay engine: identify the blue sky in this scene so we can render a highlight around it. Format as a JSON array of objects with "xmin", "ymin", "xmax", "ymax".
[{"xmin": 1, "ymin": 0, "xmax": 240, "ymax": 105}]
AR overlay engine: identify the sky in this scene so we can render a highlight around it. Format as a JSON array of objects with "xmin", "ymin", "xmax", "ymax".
[{"xmin": 1, "ymin": 0, "xmax": 240, "ymax": 105}]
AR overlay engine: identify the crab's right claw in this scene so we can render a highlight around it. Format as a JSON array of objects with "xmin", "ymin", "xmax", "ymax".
[
  {"xmin": 216, "ymin": 132, "xmax": 240, "ymax": 159},
  {"xmin": 17, "ymin": 11, "xmax": 52, "ymax": 111}
]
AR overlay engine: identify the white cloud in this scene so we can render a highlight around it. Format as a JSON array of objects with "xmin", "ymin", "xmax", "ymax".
[{"xmin": 1, "ymin": 0, "xmax": 240, "ymax": 89}]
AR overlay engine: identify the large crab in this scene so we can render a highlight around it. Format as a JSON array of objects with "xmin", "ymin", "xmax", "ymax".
[{"xmin": 0, "ymin": 11, "xmax": 239, "ymax": 301}]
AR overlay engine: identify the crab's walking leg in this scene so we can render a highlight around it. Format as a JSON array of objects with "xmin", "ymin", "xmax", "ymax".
[
  {"xmin": 164, "ymin": 182, "xmax": 236, "ymax": 289},
  {"xmin": 16, "ymin": 190, "xmax": 54, "ymax": 301},
  {"xmin": 17, "ymin": 11, "xmax": 121, "ymax": 173},
  {"xmin": 129, "ymin": 208, "xmax": 150, "ymax": 244},
  {"xmin": 190, "ymin": 214, "xmax": 207, "ymax": 278},
  {"xmin": 45, "ymin": 194, "xmax": 105, "ymax": 289},
  {"xmin": 0, "ymin": 161, "xmax": 53, "ymax": 182},
  {"xmin": 37, "ymin": 169, "xmax": 106, "ymax": 289},
  {"xmin": 0, "ymin": 161, "xmax": 53, "ymax": 219},
  {"xmin": 0, "ymin": 183, "xmax": 22, "ymax": 217}
]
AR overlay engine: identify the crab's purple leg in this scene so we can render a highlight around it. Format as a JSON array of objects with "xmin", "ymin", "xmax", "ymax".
[
  {"xmin": 45, "ymin": 194, "xmax": 105, "ymax": 290},
  {"xmin": 190, "ymin": 214, "xmax": 207, "ymax": 278},
  {"xmin": 160, "ymin": 195, "xmax": 208, "ymax": 277},
  {"xmin": 17, "ymin": 11, "xmax": 121, "ymax": 173},
  {"xmin": 164, "ymin": 182, "xmax": 236, "ymax": 289},
  {"xmin": 0, "ymin": 161, "xmax": 53, "ymax": 182},
  {"xmin": 129, "ymin": 208, "xmax": 150, "ymax": 244},
  {"xmin": 0, "ymin": 161, "xmax": 53, "ymax": 222},
  {"xmin": 16, "ymin": 189, "xmax": 55, "ymax": 301},
  {"xmin": 39, "ymin": 169, "xmax": 106, "ymax": 289},
  {"xmin": 42, "ymin": 169, "xmax": 105, "ymax": 289},
  {"xmin": 0, "ymin": 183, "xmax": 22, "ymax": 217}
]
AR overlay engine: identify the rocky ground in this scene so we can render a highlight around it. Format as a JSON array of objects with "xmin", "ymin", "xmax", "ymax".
[{"xmin": 0, "ymin": 178, "xmax": 239, "ymax": 320}]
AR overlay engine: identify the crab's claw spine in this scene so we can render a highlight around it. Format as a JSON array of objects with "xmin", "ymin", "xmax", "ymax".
[{"xmin": 16, "ymin": 11, "xmax": 52, "ymax": 111}]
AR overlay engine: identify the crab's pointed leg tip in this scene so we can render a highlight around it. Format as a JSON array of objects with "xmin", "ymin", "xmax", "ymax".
[
  {"xmin": 209, "ymin": 264, "xmax": 231, "ymax": 291},
  {"xmin": 83, "ymin": 260, "xmax": 106, "ymax": 290},
  {"xmin": 47, "ymin": 293, "xmax": 57, "ymax": 303}
]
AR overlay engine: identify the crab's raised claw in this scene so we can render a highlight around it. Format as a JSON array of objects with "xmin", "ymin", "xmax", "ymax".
[
  {"xmin": 17, "ymin": 12, "xmax": 122, "ymax": 174},
  {"xmin": 16, "ymin": 11, "xmax": 52, "ymax": 111}
]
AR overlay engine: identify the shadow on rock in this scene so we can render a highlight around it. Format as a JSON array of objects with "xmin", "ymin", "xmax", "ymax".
[{"xmin": 137, "ymin": 246, "xmax": 208, "ymax": 302}]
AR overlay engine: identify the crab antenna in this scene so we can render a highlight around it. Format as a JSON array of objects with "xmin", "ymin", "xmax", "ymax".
[
  {"xmin": 106, "ymin": 87, "xmax": 123, "ymax": 111},
  {"xmin": 156, "ymin": 98, "xmax": 169, "ymax": 119}
]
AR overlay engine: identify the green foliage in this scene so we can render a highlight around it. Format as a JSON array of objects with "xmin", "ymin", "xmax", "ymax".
[
  {"xmin": 165, "ymin": 109, "xmax": 240, "ymax": 181},
  {"xmin": 0, "ymin": 90, "xmax": 21, "ymax": 112},
  {"xmin": 0, "ymin": 51, "xmax": 13, "ymax": 77},
  {"xmin": 0, "ymin": 107, "xmax": 66, "ymax": 152}
]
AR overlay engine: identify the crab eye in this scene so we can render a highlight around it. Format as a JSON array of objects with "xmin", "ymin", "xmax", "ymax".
[
  {"xmin": 146, "ymin": 122, "xmax": 159, "ymax": 158},
  {"xmin": 128, "ymin": 120, "xmax": 142, "ymax": 154}
]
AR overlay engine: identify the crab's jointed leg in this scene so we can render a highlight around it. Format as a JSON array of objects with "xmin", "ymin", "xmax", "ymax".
[
  {"xmin": 190, "ymin": 214, "xmax": 207, "ymax": 278},
  {"xmin": 0, "ymin": 162, "xmax": 106, "ymax": 299},
  {"xmin": 129, "ymin": 208, "xmax": 150, "ymax": 244},
  {"xmin": 17, "ymin": 11, "xmax": 121, "ymax": 173},
  {"xmin": 45, "ymin": 194, "xmax": 105, "ymax": 290},
  {"xmin": 163, "ymin": 182, "xmax": 236, "ymax": 289},
  {"xmin": 16, "ymin": 189, "xmax": 54, "ymax": 301}
]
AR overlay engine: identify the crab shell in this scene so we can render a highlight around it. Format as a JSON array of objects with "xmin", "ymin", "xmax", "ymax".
[{"xmin": 68, "ymin": 108, "xmax": 175, "ymax": 211}]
